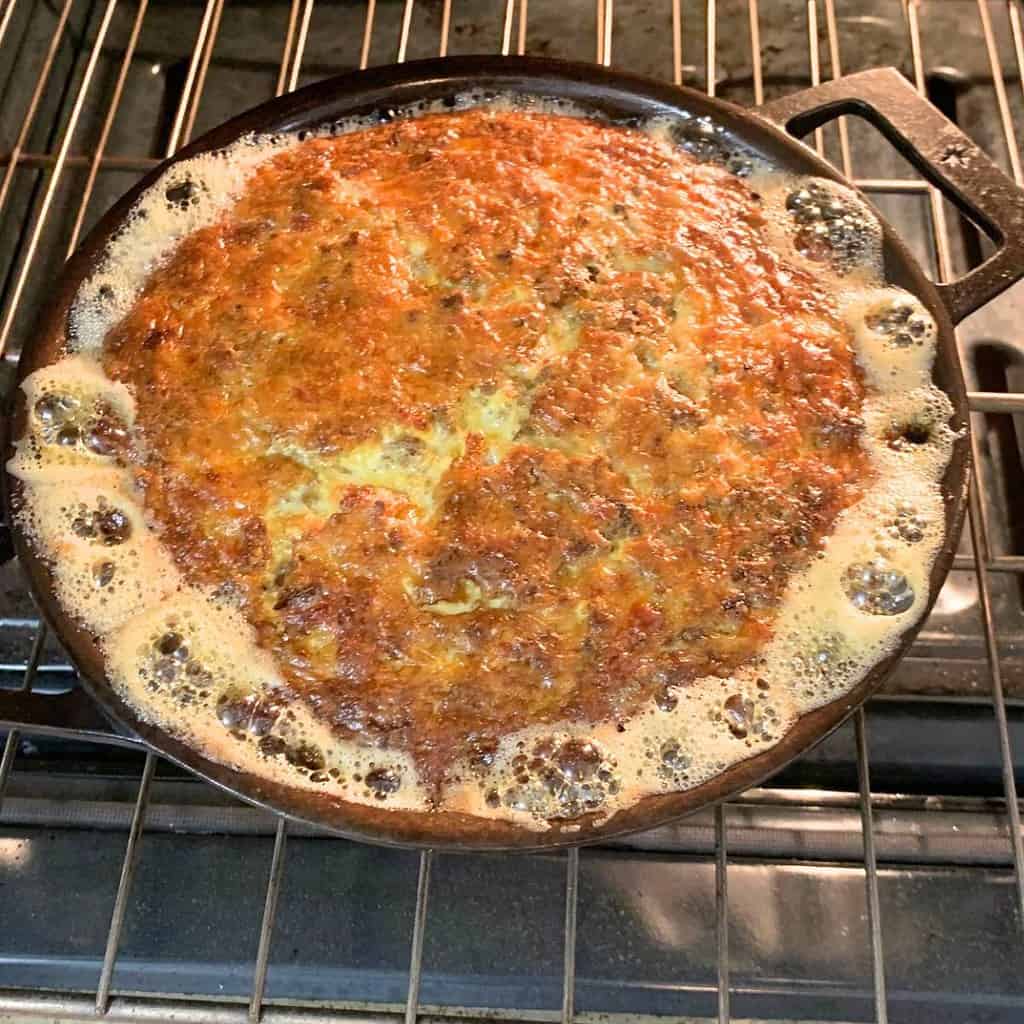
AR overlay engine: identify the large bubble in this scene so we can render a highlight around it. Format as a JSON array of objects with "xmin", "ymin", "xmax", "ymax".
[{"xmin": 842, "ymin": 562, "xmax": 915, "ymax": 616}]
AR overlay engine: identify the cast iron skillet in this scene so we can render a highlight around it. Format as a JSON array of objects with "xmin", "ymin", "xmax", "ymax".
[{"xmin": 5, "ymin": 57, "xmax": 1024, "ymax": 850}]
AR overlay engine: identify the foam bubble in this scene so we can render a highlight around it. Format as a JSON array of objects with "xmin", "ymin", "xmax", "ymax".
[
  {"xmin": 861, "ymin": 387, "xmax": 958, "ymax": 484},
  {"xmin": 754, "ymin": 173, "xmax": 883, "ymax": 282},
  {"xmin": 842, "ymin": 562, "xmax": 915, "ymax": 616},
  {"xmin": 8, "ymin": 356, "xmax": 136, "ymax": 482},
  {"xmin": 18, "ymin": 472, "xmax": 179, "ymax": 633},
  {"xmin": 645, "ymin": 113, "xmax": 764, "ymax": 177},
  {"xmin": 842, "ymin": 287, "xmax": 938, "ymax": 393}
]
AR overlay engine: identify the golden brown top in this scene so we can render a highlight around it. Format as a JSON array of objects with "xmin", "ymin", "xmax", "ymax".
[{"xmin": 101, "ymin": 110, "xmax": 871, "ymax": 785}]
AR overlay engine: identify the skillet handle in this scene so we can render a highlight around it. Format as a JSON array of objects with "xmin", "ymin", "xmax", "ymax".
[{"xmin": 755, "ymin": 66, "xmax": 1024, "ymax": 325}]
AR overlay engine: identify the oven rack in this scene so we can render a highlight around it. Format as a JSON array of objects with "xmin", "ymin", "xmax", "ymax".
[{"xmin": 1, "ymin": 2, "xmax": 1023, "ymax": 1022}]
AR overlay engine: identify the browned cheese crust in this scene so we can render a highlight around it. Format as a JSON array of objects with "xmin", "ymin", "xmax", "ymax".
[{"xmin": 100, "ymin": 110, "xmax": 872, "ymax": 787}]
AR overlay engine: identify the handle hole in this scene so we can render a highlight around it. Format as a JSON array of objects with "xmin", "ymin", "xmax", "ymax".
[{"xmin": 786, "ymin": 106, "xmax": 1004, "ymax": 291}]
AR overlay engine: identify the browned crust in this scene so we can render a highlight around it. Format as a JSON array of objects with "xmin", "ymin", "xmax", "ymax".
[{"xmin": 100, "ymin": 110, "xmax": 870, "ymax": 790}]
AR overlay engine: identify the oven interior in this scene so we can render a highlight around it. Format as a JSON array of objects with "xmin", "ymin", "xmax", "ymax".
[{"xmin": 1, "ymin": 2, "xmax": 1024, "ymax": 1022}]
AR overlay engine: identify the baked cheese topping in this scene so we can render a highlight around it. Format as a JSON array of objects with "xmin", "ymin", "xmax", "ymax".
[{"xmin": 10, "ymin": 104, "xmax": 955, "ymax": 828}]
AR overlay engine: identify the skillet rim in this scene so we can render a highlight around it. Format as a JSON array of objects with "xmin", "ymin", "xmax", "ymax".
[{"xmin": 2, "ymin": 55, "xmax": 970, "ymax": 850}]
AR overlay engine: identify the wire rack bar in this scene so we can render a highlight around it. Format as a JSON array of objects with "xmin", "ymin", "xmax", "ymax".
[
  {"xmin": 0, "ymin": 0, "xmax": 19, "ymax": 51},
  {"xmin": 249, "ymin": 817, "xmax": 289, "ymax": 1024},
  {"xmin": 804, "ymin": 0, "xmax": 826, "ymax": 157},
  {"xmin": 0, "ymin": 728, "xmax": 18, "ymax": 815},
  {"xmin": 501, "ymin": 0, "xmax": 516, "ymax": 56},
  {"xmin": 978, "ymin": 0, "xmax": 1023, "ymax": 183},
  {"xmin": 440, "ymin": 0, "xmax": 453, "ymax": 58},
  {"xmin": 4, "ymin": 991, "xmax": 413, "ymax": 1024},
  {"xmin": 597, "ymin": 0, "xmax": 613, "ymax": 67},
  {"xmin": 289, "ymin": 0, "xmax": 316, "ymax": 95},
  {"xmin": 95, "ymin": 751, "xmax": 157, "ymax": 1014},
  {"xmin": 748, "ymin": 0, "xmax": 763, "ymax": 105},
  {"xmin": 964, "ymin": 0, "xmax": 1024, "ymax": 912},
  {"xmin": 438, "ymin": 0, "xmax": 454, "ymax": 56},
  {"xmin": 560, "ymin": 846, "xmax": 579, "ymax": 1024},
  {"xmin": 1, "ymin": 993, "xmax": 466, "ymax": 1024},
  {"xmin": 359, "ymin": 0, "xmax": 377, "ymax": 71},
  {"xmin": 855, "ymin": 710, "xmax": 889, "ymax": 1023},
  {"xmin": 404, "ymin": 850, "xmax": 433, "ymax": 1024},
  {"xmin": 969, "ymin": 391, "xmax": 1024, "ymax": 412},
  {"xmin": 0, "ymin": 617, "xmax": 42, "ymax": 630},
  {"xmin": 0, "ymin": 0, "xmax": 74, "ymax": 219},
  {"xmin": 397, "ymin": 0, "xmax": 415, "ymax": 64},
  {"xmin": 0, "ymin": 622, "xmax": 50, "ymax": 810},
  {"xmin": 714, "ymin": 805, "xmax": 729, "ymax": 1024},
  {"xmin": 21, "ymin": 624, "xmax": 48, "ymax": 695},
  {"xmin": 1010, "ymin": 0, "xmax": 1024, "ymax": 101},
  {"xmin": 672, "ymin": 0, "xmax": 683, "ymax": 85},
  {"xmin": 275, "ymin": 0, "xmax": 303, "ymax": 97},
  {"xmin": 969, "ymin": 478, "xmax": 1024, "ymax": 919},
  {"xmin": 823, "ymin": 0, "xmax": 852, "ymax": 173},
  {"xmin": 164, "ymin": 0, "xmax": 219, "ymax": 156},
  {"xmin": 66, "ymin": 0, "xmax": 149, "ymax": 255},
  {"xmin": 706, "ymin": 0, "xmax": 717, "ymax": 95},
  {"xmin": 181, "ymin": 0, "xmax": 227, "ymax": 147},
  {"xmin": 503, "ymin": 0, "xmax": 529, "ymax": 56},
  {"xmin": 0, "ymin": 0, "xmax": 120, "ymax": 356},
  {"xmin": 0, "ymin": 659, "xmax": 92, "ymax": 673},
  {"xmin": 953, "ymin": 553, "xmax": 1024, "ymax": 573}
]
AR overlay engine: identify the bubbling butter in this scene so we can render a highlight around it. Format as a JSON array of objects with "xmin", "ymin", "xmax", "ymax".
[{"xmin": 7, "ymin": 98, "xmax": 959, "ymax": 833}]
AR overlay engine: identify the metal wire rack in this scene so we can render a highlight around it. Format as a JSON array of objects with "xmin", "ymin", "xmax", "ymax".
[{"xmin": 0, "ymin": 2, "xmax": 1023, "ymax": 1022}]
